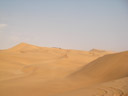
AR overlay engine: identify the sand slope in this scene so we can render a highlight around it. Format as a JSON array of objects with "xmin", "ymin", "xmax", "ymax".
[
  {"xmin": 1, "ymin": 43, "xmax": 128, "ymax": 96},
  {"xmin": 0, "ymin": 43, "xmax": 112, "ymax": 81},
  {"xmin": 70, "ymin": 51, "xmax": 128, "ymax": 84},
  {"xmin": 54, "ymin": 51, "xmax": 128, "ymax": 96},
  {"xmin": 55, "ymin": 77, "xmax": 128, "ymax": 96}
]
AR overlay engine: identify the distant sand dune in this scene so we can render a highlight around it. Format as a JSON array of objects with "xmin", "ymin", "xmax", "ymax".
[{"xmin": 0, "ymin": 43, "xmax": 112, "ymax": 81}]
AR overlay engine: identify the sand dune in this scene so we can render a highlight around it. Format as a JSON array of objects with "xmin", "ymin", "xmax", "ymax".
[
  {"xmin": 70, "ymin": 51, "xmax": 128, "ymax": 84},
  {"xmin": 55, "ymin": 51, "xmax": 128, "ymax": 96},
  {"xmin": 0, "ymin": 43, "xmax": 128, "ymax": 96},
  {"xmin": 0, "ymin": 43, "xmax": 112, "ymax": 81}
]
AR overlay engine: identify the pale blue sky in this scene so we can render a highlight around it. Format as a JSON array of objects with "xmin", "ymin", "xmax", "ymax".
[{"xmin": 0, "ymin": 0, "xmax": 128, "ymax": 51}]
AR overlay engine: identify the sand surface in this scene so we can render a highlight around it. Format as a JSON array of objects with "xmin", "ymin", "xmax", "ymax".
[{"xmin": 0, "ymin": 43, "xmax": 128, "ymax": 96}]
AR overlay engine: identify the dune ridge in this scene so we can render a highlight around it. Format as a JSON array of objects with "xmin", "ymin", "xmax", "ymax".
[{"xmin": 0, "ymin": 43, "xmax": 112, "ymax": 81}]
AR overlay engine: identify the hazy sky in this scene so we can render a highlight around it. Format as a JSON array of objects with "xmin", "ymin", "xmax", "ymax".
[{"xmin": 0, "ymin": 0, "xmax": 128, "ymax": 51}]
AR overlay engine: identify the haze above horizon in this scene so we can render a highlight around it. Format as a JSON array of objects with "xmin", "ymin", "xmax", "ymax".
[{"xmin": 0, "ymin": 0, "xmax": 128, "ymax": 51}]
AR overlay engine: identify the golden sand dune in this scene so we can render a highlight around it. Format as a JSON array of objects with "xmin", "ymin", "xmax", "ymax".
[
  {"xmin": 0, "ymin": 43, "xmax": 112, "ymax": 81},
  {"xmin": 0, "ymin": 43, "xmax": 128, "ymax": 96},
  {"xmin": 70, "ymin": 51, "xmax": 128, "ymax": 84},
  {"xmin": 54, "ymin": 51, "xmax": 128, "ymax": 96}
]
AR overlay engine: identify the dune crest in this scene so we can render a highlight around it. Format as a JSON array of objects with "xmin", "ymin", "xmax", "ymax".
[{"xmin": 6, "ymin": 42, "xmax": 41, "ymax": 52}]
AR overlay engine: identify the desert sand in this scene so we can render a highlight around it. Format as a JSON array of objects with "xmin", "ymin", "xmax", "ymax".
[{"xmin": 0, "ymin": 43, "xmax": 128, "ymax": 96}]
